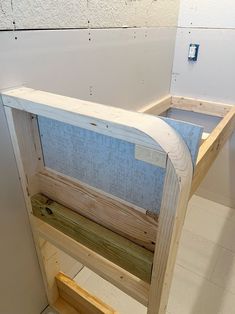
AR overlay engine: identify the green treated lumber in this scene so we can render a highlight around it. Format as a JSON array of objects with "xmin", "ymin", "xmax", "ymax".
[{"xmin": 31, "ymin": 194, "xmax": 153, "ymax": 283}]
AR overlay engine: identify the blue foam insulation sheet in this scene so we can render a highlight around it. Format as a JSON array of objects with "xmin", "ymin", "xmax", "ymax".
[{"xmin": 38, "ymin": 116, "xmax": 203, "ymax": 214}]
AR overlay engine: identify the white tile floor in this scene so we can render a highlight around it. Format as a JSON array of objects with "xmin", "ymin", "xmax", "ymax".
[{"xmin": 73, "ymin": 195, "xmax": 235, "ymax": 314}]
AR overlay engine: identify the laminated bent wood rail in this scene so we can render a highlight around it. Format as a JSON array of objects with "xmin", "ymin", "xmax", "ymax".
[
  {"xmin": 1, "ymin": 87, "xmax": 210, "ymax": 314},
  {"xmin": 139, "ymin": 95, "xmax": 235, "ymax": 198}
]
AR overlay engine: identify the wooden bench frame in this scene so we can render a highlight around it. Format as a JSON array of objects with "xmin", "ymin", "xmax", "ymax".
[
  {"xmin": 1, "ymin": 87, "xmax": 235, "ymax": 314},
  {"xmin": 139, "ymin": 95, "xmax": 235, "ymax": 197}
]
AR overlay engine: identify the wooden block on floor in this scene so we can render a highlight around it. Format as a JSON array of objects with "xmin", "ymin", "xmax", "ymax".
[{"xmin": 56, "ymin": 272, "xmax": 118, "ymax": 314}]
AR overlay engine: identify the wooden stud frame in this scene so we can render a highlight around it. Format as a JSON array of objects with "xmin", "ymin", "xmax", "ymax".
[
  {"xmin": 1, "ymin": 87, "xmax": 234, "ymax": 314},
  {"xmin": 139, "ymin": 95, "xmax": 235, "ymax": 197}
]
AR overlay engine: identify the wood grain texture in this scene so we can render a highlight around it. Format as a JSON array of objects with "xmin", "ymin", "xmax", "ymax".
[
  {"xmin": 1, "ymin": 87, "xmax": 200, "ymax": 156},
  {"xmin": 171, "ymin": 96, "xmax": 233, "ymax": 117},
  {"xmin": 35, "ymin": 217, "xmax": 150, "ymax": 306},
  {"xmin": 138, "ymin": 96, "xmax": 171, "ymax": 115},
  {"xmin": 4, "ymin": 108, "xmax": 42, "ymax": 210},
  {"xmin": 3, "ymin": 107, "xmax": 85, "ymax": 308},
  {"xmin": 3, "ymin": 107, "xmax": 61, "ymax": 304},
  {"xmin": 2, "ymin": 88, "xmax": 202, "ymax": 168},
  {"xmin": 1, "ymin": 87, "xmax": 165, "ymax": 149},
  {"xmin": 32, "ymin": 170, "xmax": 158, "ymax": 251},
  {"xmin": 192, "ymin": 106, "xmax": 235, "ymax": 196},
  {"xmin": 148, "ymin": 159, "xmax": 192, "ymax": 313},
  {"xmin": 3, "ymin": 88, "xmax": 202, "ymax": 214},
  {"xmin": 56, "ymin": 273, "xmax": 117, "ymax": 314},
  {"xmin": 32, "ymin": 194, "xmax": 153, "ymax": 283},
  {"xmin": 2, "ymin": 88, "xmax": 197, "ymax": 313}
]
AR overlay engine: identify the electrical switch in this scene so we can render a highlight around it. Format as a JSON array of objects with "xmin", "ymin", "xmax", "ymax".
[{"xmin": 188, "ymin": 44, "xmax": 200, "ymax": 61}]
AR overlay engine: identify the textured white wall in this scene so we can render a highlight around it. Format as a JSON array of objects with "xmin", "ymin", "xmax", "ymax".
[
  {"xmin": 178, "ymin": 0, "xmax": 235, "ymax": 28},
  {"xmin": 172, "ymin": 1, "xmax": 235, "ymax": 208},
  {"xmin": 0, "ymin": 0, "xmax": 180, "ymax": 30}
]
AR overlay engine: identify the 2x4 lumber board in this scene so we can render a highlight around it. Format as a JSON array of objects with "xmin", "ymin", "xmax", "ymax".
[
  {"xmin": 34, "ymin": 217, "xmax": 149, "ymax": 306},
  {"xmin": 148, "ymin": 159, "xmax": 192, "ymax": 314},
  {"xmin": 1, "ymin": 87, "xmax": 187, "ymax": 155},
  {"xmin": 172, "ymin": 96, "xmax": 233, "ymax": 117},
  {"xmin": 138, "ymin": 95, "xmax": 171, "ymax": 115},
  {"xmin": 56, "ymin": 273, "xmax": 117, "ymax": 314},
  {"xmin": 33, "ymin": 170, "xmax": 158, "ymax": 251},
  {"xmin": 4, "ymin": 107, "xmax": 43, "ymax": 209},
  {"xmin": 32, "ymin": 194, "xmax": 153, "ymax": 283},
  {"xmin": 191, "ymin": 106, "xmax": 235, "ymax": 196},
  {"xmin": 3, "ymin": 107, "xmax": 61, "ymax": 304},
  {"xmin": 1, "ymin": 87, "xmax": 164, "ymax": 150}
]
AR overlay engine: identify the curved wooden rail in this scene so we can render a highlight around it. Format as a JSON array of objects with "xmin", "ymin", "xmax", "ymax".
[{"xmin": 2, "ymin": 87, "xmax": 193, "ymax": 314}]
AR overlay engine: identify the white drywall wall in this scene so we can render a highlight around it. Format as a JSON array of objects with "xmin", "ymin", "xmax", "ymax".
[
  {"xmin": 172, "ymin": 1, "xmax": 235, "ymax": 208},
  {"xmin": 0, "ymin": 28, "xmax": 176, "ymax": 110},
  {"xmin": 0, "ymin": 99, "xmax": 47, "ymax": 314},
  {"xmin": 178, "ymin": 0, "xmax": 235, "ymax": 28},
  {"xmin": 171, "ymin": 28, "xmax": 235, "ymax": 104},
  {"xmin": 0, "ymin": 0, "xmax": 180, "ymax": 29}
]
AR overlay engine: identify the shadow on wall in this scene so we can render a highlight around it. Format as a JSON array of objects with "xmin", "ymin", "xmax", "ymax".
[
  {"xmin": 197, "ymin": 132, "xmax": 235, "ymax": 209},
  {"xmin": 190, "ymin": 133, "xmax": 235, "ymax": 313}
]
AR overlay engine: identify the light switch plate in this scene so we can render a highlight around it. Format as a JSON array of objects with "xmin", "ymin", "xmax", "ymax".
[{"xmin": 188, "ymin": 44, "xmax": 200, "ymax": 61}]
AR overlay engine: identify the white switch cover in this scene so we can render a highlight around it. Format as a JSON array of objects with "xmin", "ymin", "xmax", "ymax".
[{"xmin": 188, "ymin": 44, "xmax": 199, "ymax": 61}]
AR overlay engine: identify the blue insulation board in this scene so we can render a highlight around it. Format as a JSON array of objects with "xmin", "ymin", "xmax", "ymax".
[{"xmin": 38, "ymin": 116, "xmax": 203, "ymax": 213}]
